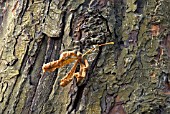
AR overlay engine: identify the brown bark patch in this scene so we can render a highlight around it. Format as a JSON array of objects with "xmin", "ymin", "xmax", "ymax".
[
  {"xmin": 109, "ymin": 96, "xmax": 126, "ymax": 114},
  {"xmin": 151, "ymin": 24, "xmax": 160, "ymax": 36}
]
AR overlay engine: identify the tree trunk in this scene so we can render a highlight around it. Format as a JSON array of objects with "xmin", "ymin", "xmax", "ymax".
[{"xmin": 1, "ymin": 0, "xmax": 170, "ymax": 114}]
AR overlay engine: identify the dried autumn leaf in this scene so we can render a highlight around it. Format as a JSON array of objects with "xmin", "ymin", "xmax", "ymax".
[
  {"xmin": 151, "ymin": 24, "xmax": 160, "ymax": 36},
  {"xmin": 42, "ymin": 41, "xmax": 114, "ymax": 87},
  {"xmin": 60, "ymin": 60, "xmax": 79, "ymax": 87},
  {"xmin": 59, "ymin": 50, "xmax": 78, "ymax": 59},
  {"xmin": 42, "ymin": 58, "xmax": 77, "ymax": 73},
  {"xmin": 75, "ymin": 59, "xmax": 89, "ymax": 83}
]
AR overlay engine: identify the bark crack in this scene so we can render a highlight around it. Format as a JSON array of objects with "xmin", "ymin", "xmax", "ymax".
[
  {"xmin": 17, "ymin": 0, "xmax": 29, "ymax": 24},
  {"xmin": 67, "ymin": 47, "xmax": 102, "ymax": 113}
]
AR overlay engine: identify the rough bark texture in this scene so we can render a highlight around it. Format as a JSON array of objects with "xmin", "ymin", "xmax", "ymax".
[{"xmin": 0, "ymin": 0, "xmax": 170, "ymax": 114}]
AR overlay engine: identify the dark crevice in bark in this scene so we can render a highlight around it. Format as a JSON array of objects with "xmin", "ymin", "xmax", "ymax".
[
  {"xmin": 1, "ymin": 81, "xmax": 16, "ymax": 113},
  {"xmin": 21, "ymin": 36, "xmax": 46, "ymax": 114},
  {"xmin": 100, "ymin": 89, "xmax": 107, "ymax": 113},
  {"xmin": 44, "ymin": 37, "xmax": 56, "ymax": 63},
  {"xmin": 17, "ymin": 0, "xmax": 29, "ymax": 24},
  {"xmin": 13, "ymin": 35, "xmax": 45, "ymax": 113},
  {"xmin": 113, "ymin": 0, "xmax": 124, "ymax": 40},
  {"xmin": 69, "ymin": 12, "xmax": 74, "ymax": 37},
  {"xmin": 113, "ymin": 0, "xmax": 126, "ymax": 64},
  {"xmin": 47, "ymin": 0, "xmax": 52, "ymax": 15},
  {"xmin": 10, "ymin": 39, "xmax": 19, "ymax": 67},
  {"xmin": 12, "ymin": 29, "xmax": 28, "ymax": 67},
  {"xmin": 98, "ymin": 14, "xmax": 112, "ymax": 39},
  {"xmin": 44, "ymin": 0, "xmax": 52, "ymax": 22},
  {"xmin": 66, "ymin": 80, "xmax": 78, "ymax": 114},
  {"xmin": 29, "ymin": 9, "xmax": 66, "ymax": 113},
  {"xmin": 62, "ymin": 0, "xmax": 69, "ymax": 8},
  {"xmin": 42, "ymin": 37, "xmax": 62, "ymax": 100},
  {"xmin": 69, "ymin": 3, "xmax": 83, "ymax": 37},
  {"xmin": 58, "ymin": 10, "xmax": 67, "ymax": 41},
  {"xmin": 41, "ymin": 0, "xmax": 52, "ymax": 24},
  {"xmin": 69, "ymin": 83, "xmax": 84, "ymax": 113},
  {"xmin": 134, "ymin": 0, "xmax": 146, "ymax": 14},
  {"xmin": 29, "ymin": 36, "xmax": 47, "ymax": 85},
  {"xmin": 68, "ymin": 47, "xmax": 103, "ymax": 113},
  {"xmin": 1, "ymin": 33, "xmax": 33, "ymax": 113},
  {"xmin": 29, "ymin": 38, "xmax": 55, "ymax": 113},
  {"xmin": 121, "ymin": 12, "xmax": 143, "ymax": 73}
]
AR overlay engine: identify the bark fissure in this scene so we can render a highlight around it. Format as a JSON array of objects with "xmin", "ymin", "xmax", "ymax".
[
  {"xmin": 67, "ymin": 48, "xmax": 102, "ymax": 113},
  {"xmin": 134, "ymin": 0, "xmax": 145, "ymax": 14},
  {"xmin": 17, "ymin": 0, "xmax": 29, "ymax": 24},
  {"xmin": 29, "ymin": 38, "xmax": 59, "ymax": 113},
  {"xmin": 29, "ymin": 8, "xmax": 66, "ymax": 112},
  {"xmin": 1, "ymin": 33, "xmax": 33, "ymax": 113},
  {"xmin": 21, "ymin": 36, "xmax": 47, "ymax": 114}
]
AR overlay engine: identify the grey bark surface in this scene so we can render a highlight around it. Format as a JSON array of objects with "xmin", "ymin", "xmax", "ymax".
[{"xmin": 0, "ymin": 0, "xmax": 170, "ymax": 114}]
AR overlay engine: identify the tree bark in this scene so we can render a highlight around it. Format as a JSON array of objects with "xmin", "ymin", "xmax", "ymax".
[{"xmin": 1, "ymin": 0, "xmax": 170, "ymax": 114}]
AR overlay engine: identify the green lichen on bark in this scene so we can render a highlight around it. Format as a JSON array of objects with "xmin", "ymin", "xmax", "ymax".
[
  {"xmin": 111, "ymin": 0, "xmax": 170, "ymax": 113},
  {"xmin": 1, "ymin": 0, "xmax": 170, "ymax": 114},
  {"xmin": 0, "ymin": 0, "xmax": 46, "ymax": 113}
]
